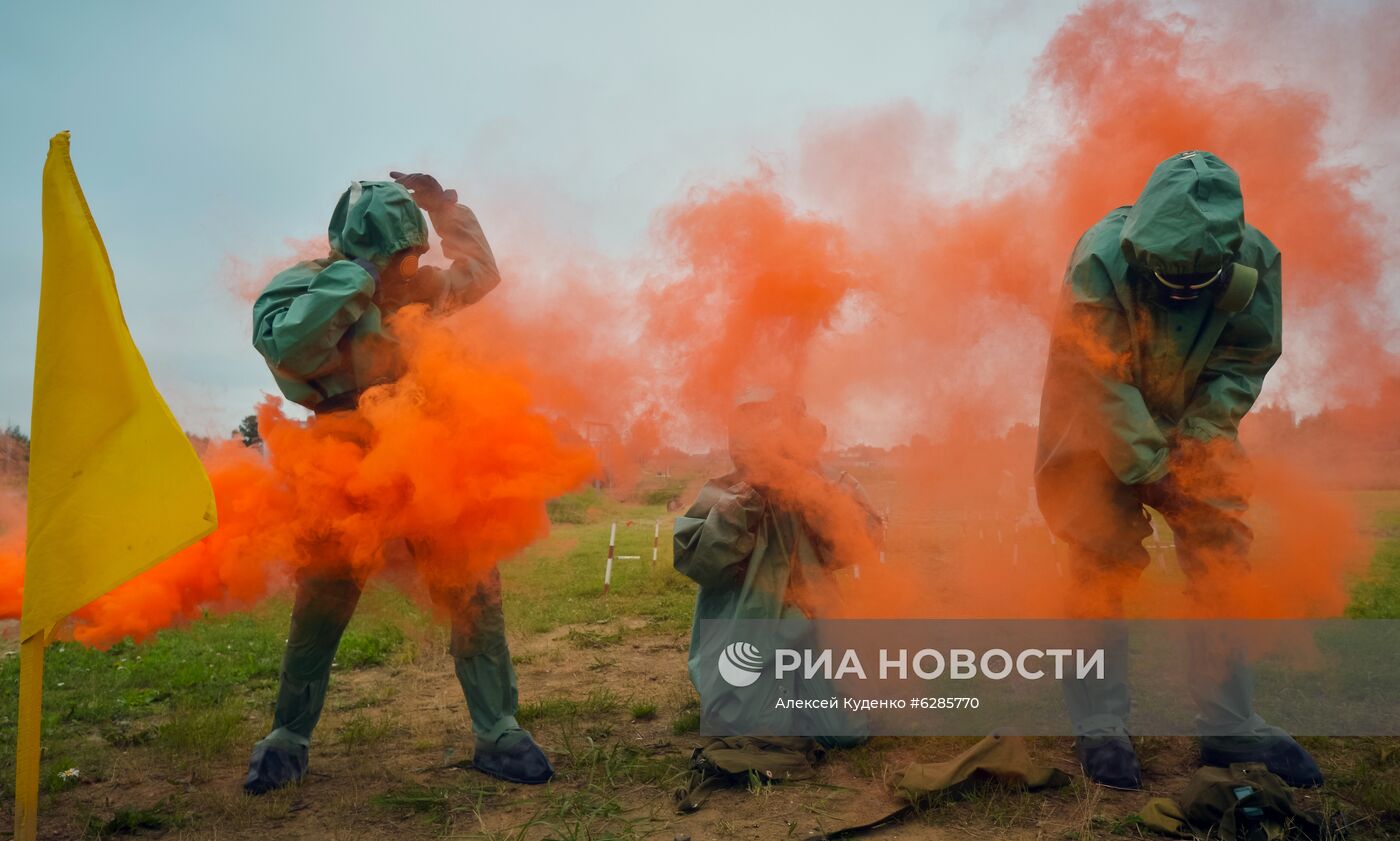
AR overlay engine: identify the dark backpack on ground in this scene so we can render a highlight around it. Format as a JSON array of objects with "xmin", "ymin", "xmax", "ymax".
[{"xmin": 1140, "ymin": 763, "xmax": 1334, "ymax": 840}]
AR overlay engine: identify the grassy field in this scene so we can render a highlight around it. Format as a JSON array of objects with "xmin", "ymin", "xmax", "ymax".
[{"xmin": 1, "ymin": 483, "xmax": 1398, "ymax": 839}]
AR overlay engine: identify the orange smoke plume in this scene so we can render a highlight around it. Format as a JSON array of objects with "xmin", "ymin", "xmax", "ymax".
[
  {"xmin": 643, "ymin": 179, "xmax": 867, "ymax": 430},
  {"xmin": 2, "ymin": 0, "xmax": 1396, "ymax": 640},
  {"xmin": 638, "ymin": 0, "xmax": 1392, "ymax": 620},
  {"xmin": 0, "ymin": 489, "xmax": 24, "ymax": 620},
  {"xmin": 3, "ymin": 305, "xmax": 596, "ymax": 646}
]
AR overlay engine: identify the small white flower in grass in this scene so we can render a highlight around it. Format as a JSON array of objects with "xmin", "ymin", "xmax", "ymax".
[{"xmin": 58, "ymin": 768, "xmax": 79, "ymax": 781}]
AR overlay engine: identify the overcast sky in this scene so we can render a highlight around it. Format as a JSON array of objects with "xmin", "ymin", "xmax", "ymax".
[
  {"xmin": 0, "ymin": 1, "xmax": 1087, "ymax": 435},
  {"xmin": 2, "ymin": 1, "xmax": 1391, "ymax": 437}
]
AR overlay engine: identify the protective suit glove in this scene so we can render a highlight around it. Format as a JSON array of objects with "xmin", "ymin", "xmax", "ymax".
[
  {"xmin": 727, "ymin": 481, "xmax": 766, "ymax": 517},
  {"xmin": 1152, "ymin": 434, "xmax": 1249, "ymax": 507},
  {"xmin": 389, "ymin": 171, "xmax": 458, "ymax": 213},
  {"xmin": 1142, "ymin": 469, "xmax": 1186, "ymax": 511}
]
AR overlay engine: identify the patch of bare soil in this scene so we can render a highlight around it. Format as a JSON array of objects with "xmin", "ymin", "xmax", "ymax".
[{"xmin": 27, "ymin": 623, "xmax": 1392, "ymax": 840}]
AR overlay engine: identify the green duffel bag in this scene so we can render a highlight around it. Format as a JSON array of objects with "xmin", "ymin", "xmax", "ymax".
[{"xmin": 674, "ymin": 736, "xmax": 824, "ymax": 813}]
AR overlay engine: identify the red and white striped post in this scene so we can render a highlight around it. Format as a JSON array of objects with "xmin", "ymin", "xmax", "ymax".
[
  {"xmin": 651, "ymin": 519, "xmax": 659, "ymax": 570},
  {"xmin": 603, "ymin": 521, "xmax": 616, "ymax": 595}
]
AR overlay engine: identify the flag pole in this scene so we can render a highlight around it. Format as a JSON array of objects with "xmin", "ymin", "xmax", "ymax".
[
  {"xmin": 14, "ymin": 131, "xmax": 218, "ymax": 839},
  {"xmin": 14, "ymin": 628, "xmax": 50, "ymax": 841}
]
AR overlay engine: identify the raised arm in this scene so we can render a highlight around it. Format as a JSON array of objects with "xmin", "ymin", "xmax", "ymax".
[
  {"xmin": 390, "ymin": 171, "xmax": 501, "ymax": 310},
  {"xmin": 673, "ymin": 480, "xmax": 766, "ymax": 590},
  {"xmin": 424, "ymin": 201, "xmax": 502, "ymax": 308}
]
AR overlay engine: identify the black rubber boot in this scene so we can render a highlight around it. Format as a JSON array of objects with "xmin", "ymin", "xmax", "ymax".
[
  {"xmin": 1075, "ymin": 736, "xmax": 1142, "ymax": 790},
  {"xmin": 243, "ymin": 741, "xmax": 308, "ymax": 795},
  {"xmin": 472, "ymin": 730, "xmax": 554, "ymax": 785},
  {"xmin": 1200, "ymin": 732, "xmax": 1323, "ymax": 788}
]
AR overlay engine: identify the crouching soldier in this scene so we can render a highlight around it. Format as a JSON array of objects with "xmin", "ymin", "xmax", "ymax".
[{"xmin": 674, "ymin": 391, "xmax": 881, "ymax": 748}]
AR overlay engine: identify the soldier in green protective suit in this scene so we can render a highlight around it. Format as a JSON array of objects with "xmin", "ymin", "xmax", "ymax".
[
  {"xmin": 674, "ymin": 392, "xmax": 879, "ymax": 746},
  {"xmin": 1035, "ymin": 151, "xmax": 1320, "ymax": 789},
  {"xmin": 243, "ymin": 174, "xmax": 553, "ymax": 794}
]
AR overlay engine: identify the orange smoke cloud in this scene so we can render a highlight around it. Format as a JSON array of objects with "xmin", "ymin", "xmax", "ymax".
[
  {"xmin": 2, "ymin": 0, "xmax": 1395, "ymax": 641},
  {"xmin": 643, "ymin": 179, "xmax": 868, "ymax": 429},
  {"xmin": 7, "ymin": 304, "xmax": 597, "ymax": 646},
  {"xmin": 638, "ymin": 0, "xmax": 1392, "ymax": 620},
  {"xmin": 0, "ymin": 489, "xmax": 25, "ymax": 620}
]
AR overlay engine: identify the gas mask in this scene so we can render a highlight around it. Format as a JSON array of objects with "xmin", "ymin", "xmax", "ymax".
[
  {"xmin": 395, "ymin": 251, "xmax": 421, "ymax": 278},
  {"xmin": 373, "ymin": 248, "xmax": 430, "ymax": 311},
  {"xmin": 1153, "ymin": 265, "xmax": 1224, "ymax": 303},
  {"xmin": 728, "ymin": 395, "xmax": 826, "ymax": 481}
]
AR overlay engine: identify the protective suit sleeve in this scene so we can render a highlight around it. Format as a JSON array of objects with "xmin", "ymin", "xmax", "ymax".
[
  {"xmin": 673, "ymin": 482, "xmax": 765, "ymax": 590},
  {"xmin": 252, "ymin": 260, "xmax": 379, "ymax": 380},
  {"xmin": 422, "ymin": 203, "xmax": 502, "ymax": 310},
  {"xmin": 1052, "ymin": 253, "xmax": 1170, "ymax": 485},
  {"xmin": 1178, "ymin": 255, "xmax": 1282, "ymax": 442}
]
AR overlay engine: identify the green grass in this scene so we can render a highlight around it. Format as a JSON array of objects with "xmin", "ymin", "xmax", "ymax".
[
  {"xmin": 546, "ymin": 487, "xmax": 606, "ymax": 525},
  {"xmin": 336, "ymin": 621, "xmax": 410, "ymax": 669},
  {"xmin": 0, "ymin": 585, "xmax": 428, "ymax": 802},
  {"xmin": 564, "ymin": 627, "xmax": 624, "ymax": 648},
  {"xmin": 516, "ymin": 689, "xmax": 622, "ymax": 727},
  {"xmin": 671, "ymin": 709, "xmax": 701, "ymax": 736},
  {"xmin": 369, "ymin": 733, "xmax": 688, "ymax": 839},
  {"xmin": 370, "ymin": 783, "xmax": 458, "ymax": 826},
  {"xmin": 634, "ymin": 476, "xmax": 689, "ymax": 507},
  {"xmin": 1303, "ymin": 735, "xmax": 1400, "ymax": 820},
  {"xmin": 501, "ymin": 506, "xmax": 693, "ymax": 635},
  {"xmin": 337, "ymin": 710, "xmax": 400, "ymax": 752},
  {"xmin": 154, "ymin": 699, "xmax": 252, "ymax": 763},
  {"xmin": 1348, "ymin": 493, "xmax": 1400, "ymax": 618},
  {"xmin": 82, "ymin": 802, "xmax": 186, "ymax": 838}
]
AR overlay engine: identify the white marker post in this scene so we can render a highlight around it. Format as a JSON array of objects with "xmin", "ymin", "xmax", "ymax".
[
  {"xmin": 652, "ymin": 519, "xmax": 660, "ymax": 570},
  {"xmin": 880, "ymin": 508, "xmax": 889, "ymax": 564},
  {"xmin": 603, "ymin": 521, "xmax": 616, "ymax": 595},
  {"xmin": 1150, "ymin": 520, "xmax": 1173, "ymax": 571}
]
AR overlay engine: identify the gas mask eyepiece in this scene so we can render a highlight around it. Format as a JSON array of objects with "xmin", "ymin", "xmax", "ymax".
[{"xmin": 1153, "ymin": 266, "xmax": 1223, "ymax": 302}]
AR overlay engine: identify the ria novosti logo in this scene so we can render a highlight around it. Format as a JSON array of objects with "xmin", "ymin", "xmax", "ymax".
[
  {"xmin": 716, "ymin": 640, "xmax": 1107, "ymax": 687},
  {"xmin": 717, "ymin": 641, "xmax": 764, "ymax": 687}
]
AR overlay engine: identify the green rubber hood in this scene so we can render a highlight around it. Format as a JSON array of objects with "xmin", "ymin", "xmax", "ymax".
[
  {"xmin": 327, "ymin": 180, "xmax": 428, "ymax": 264},
  {"xmin": 1120, "ymin": 151, "xmax": 1245, "ymax": 275}
]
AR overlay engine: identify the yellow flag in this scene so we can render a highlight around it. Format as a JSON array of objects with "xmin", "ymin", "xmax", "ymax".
[
  {"xmin": 23, "ymin": 132, "xmax": 217, "ymax": 637},
  {"xmin": 15, "ymin": 133, "xmax": 217, "ymax": 840}
]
